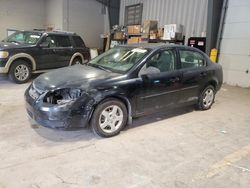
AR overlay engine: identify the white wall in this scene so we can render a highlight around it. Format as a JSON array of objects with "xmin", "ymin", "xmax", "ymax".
[
  {"xmin": 63, "ymin": 0, "xmax": 105, "ymax": 48},
  {"xmin": 218, "ymin": 0, "xmax": 250, "ymax": 87},
  {"xmin": 45, "ymin": 0, "xmax": 63, "ymax": 30},
  {"xmin": 0, "ymin": 0, "xmax": 46, "ymax": 39},
  {"xmin": 0, "ymin": 0, "xmax": 105, "ymax": 48}
]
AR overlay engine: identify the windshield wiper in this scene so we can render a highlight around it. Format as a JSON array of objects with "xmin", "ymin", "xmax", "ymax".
[{"xmin": 89, "ymin": 64, "xmax": 112, "ymax": 72}]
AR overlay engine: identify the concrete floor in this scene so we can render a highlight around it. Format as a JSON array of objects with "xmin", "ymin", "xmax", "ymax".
[{"xmin": 0, "ymin": 78, "xmax": 249, "ymax": 188}]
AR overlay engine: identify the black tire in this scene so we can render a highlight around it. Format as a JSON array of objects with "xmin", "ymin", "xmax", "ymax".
[
  {"xmin": 71, "ymin": 57, "xmax": 82, "ymax": 65},
  {"xmin": 90, "ymin": 98, "xmax": 128, "ymax": 138},
  {"xmin": 197, "ymin": 85, "xmax": 215, "ymax": 110},
  {"xmin": 8, "ymin": 60, "xmax": 31, "ymax": 84}
]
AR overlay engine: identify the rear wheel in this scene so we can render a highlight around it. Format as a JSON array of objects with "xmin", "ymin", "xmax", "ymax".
[
  {"xmin": 8, "ymin": 60, "xmax": 31, "ymax": 84},
  {"xmin": 71, "ymin": 57, "xmax": 82, "ymax": 65},
  {"xmin": 198, "ymin": 85, "xmax": 215, "ymax": 110},
  {"xmin": 90, "ymin": 99, "xmax": 128, "ymax": 137}
]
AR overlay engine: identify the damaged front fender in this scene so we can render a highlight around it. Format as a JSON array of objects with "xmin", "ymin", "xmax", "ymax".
[{"xmin": 25, "ymin": 88, "xmax": 96, "ymax": 129}]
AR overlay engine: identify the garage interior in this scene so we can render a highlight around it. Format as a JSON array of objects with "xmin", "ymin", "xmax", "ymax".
[{"xmin": 0, "ymin": 0, "xmax": 249, "ymax": 187}]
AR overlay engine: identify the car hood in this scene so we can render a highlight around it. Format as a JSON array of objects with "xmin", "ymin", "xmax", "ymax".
[
  {"xmin": 33, "ymin": 64, "xmax": 121, "ymax": 91},
  {"xmin": 0, "ymin": 41, "xmax": 30, "ymax": 50}
]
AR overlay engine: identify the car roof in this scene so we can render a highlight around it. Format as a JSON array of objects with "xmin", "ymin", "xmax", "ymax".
[
  {"xmin": 119, "ymin": 43, "xmax": 190, "ymax": 50},
  {"xmin": 16, "ymin": 30, "xmax": 78, "ymax": 36},
  {"xmin": 119, "ymin": 43, "xmax": 206, "ymax": 54}
]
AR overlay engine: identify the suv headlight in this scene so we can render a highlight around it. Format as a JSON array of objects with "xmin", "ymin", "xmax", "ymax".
[
  {"xmin": 0, "ymin": 51, "xmax": 9, "ymax": 58},
  {"xmin": 43, "ymin": 88, "xmax": 83, "ymax": 105}
]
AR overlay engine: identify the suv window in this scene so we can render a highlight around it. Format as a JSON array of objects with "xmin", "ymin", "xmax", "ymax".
[
  {"xmin": 179, "ymin": 50, "xmax": 206, "ymax": 69},
  {"xmin": 139, "ymin": 50, "xmax": 176, "ymax": 76},
  {"xmin": 41, "ymin": 35, "xmax": 71, "ymax": 47},
  {"xmin": 55, "ymin": 36, "xmax": 71, "ymax": 47},
  {"xmin": 72, "ymin": 36, "xmax": 85, "ymax": 47},
  {"xmin": 43, "ymin": 36, "xmax": 56, "ymax": 47}
]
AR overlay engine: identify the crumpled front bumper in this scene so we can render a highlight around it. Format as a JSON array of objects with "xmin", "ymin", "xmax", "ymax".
[{"xmin": 24, "ymin": 88, "xmax": 91, "ymax": 129}]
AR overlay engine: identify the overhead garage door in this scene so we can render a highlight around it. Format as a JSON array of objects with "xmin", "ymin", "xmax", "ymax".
[{"xmin": 219, "ymin": 0, "xmax": 250, "ymax": 87}]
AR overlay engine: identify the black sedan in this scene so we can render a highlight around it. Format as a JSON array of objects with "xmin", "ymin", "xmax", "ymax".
[{"xmin": 25, "ymin": 44, "xmax": 223, "ymax": 137}]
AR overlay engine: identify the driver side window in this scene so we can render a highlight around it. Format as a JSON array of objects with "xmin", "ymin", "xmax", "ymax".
[
  {"xmin": 41, "ymin": 36, "xmax": 56, "ymax": 47},
  {"xmin": 139, "ymin": 49, "xmax": 176, "ymax": 76}
]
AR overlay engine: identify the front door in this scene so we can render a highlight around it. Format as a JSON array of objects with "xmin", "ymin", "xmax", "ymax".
[
  {"xmin": 35, "ymin": 35, "xmax": 59, "ymax": 70},
  {"xmin": 136, "ymin": 49, "xmax": 182, "ymax": 115}
]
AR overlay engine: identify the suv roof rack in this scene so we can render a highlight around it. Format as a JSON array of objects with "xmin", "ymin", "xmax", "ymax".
[
  {"xmin": 33, "ymin": 29, "xmax": 46, "ymax": 31},
  {"xmin": 52, "ymin": 30, "xmax": 76, "ymax": 35}
]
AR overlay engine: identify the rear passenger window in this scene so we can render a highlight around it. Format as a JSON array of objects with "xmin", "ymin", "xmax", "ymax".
[
  {"xmin": 55, "ymin": 36, "xmax": 71, "ymax": 47},
  {"xmin": 179, "ymin": 50, "xmax": 206, "ymax": 69},
  {"xmin": 72, "ymin": 36, "xmax": 85, "ymax": 47}
]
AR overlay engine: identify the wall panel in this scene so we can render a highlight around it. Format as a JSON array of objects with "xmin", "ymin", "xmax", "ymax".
[{"xmin": 119, "ymin": 0, "xmax": 208, "ymax": 43}]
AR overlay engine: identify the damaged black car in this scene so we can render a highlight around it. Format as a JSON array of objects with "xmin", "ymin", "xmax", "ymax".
[{"xmin": 25, "ymin": 44, "xmax": 223, "ymax": 137}]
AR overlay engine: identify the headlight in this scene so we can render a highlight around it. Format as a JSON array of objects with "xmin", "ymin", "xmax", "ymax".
[
  {"xmin": 43, "ymin": 88, "xmax": 83, "ymax": 105},
  {"xmin": 0, "ymin": 51, "xmax": 9, "ymax": 58}
]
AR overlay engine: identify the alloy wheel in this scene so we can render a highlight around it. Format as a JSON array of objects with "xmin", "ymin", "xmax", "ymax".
[
  {"xmin": 99, "ymin": 105, "xmax": 124, "ymax": 133},
  {"xmin": 202, "ymin": 88, "xmax": 214, "ymax": 108},
  {"xmin": 14, "ymin": 64, "xmax": 29, "ymax": 81}
]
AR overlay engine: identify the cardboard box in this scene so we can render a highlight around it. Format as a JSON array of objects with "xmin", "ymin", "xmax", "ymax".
[
  {"xmin": 133, "ymin": 25, "xmax": 141, "ymax": 34},
  {"xmin": 142, "ymin": 20, "xmax": 158, "ymax": 34},
  {"xmin": 114, "ymin": 32, "xmax": 125, "ymax": 39},
  {"xmin": 127, "ymin": 37, "xmax": 140, "ymax": 44},
  {"xmin": 149, "ymin": 31, "xmax": 157, "ymax": 39},
  {"xmin": 163, "ymin": 24, "xmax": 183, "ymax": 40},
  {"xmin": 127, "ymin": 25, "xmax": 141, "ymax": 34},
  {"xmin": 127, "ymin": 26, "xmax": 134, "ymax": 34}
]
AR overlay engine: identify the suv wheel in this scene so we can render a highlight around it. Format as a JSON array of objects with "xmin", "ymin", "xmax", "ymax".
[
  {"xmin": 198, "ymin": 85, "xmax": 215, "ymax": 110},
  {"xmin": 72, "ymin": 57, "xmax": 82, "ymax": 65},
  {"xmin": 8, "ymin": 60, "xmax": 31, "ymax": 84},
  {"xmin": 90, "ymin": 99, "xmax": 128, "ymax": 137}
]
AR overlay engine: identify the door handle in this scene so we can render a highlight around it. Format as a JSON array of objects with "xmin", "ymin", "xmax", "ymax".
[{"xmin": 169, "ymin": 77, "xmax": 180, "ymax": 83}]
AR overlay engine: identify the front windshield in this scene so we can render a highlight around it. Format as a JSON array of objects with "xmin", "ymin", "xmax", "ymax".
[
  {"xmin": 88, "ymin": 47, "xmax": 149, "ymax": 73},
  {"xmin": 4, "ymin": 31, "xmax": 41, "ymax": 45}
]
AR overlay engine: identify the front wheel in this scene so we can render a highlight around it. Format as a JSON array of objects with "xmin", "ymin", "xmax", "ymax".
[
  {"xmin": 90, "ymin": 99, "xmax": 128, "ymax": 137},
  {"xmin": 198, "ymin": 85, "xmax": 215, "ymax": 110},
  {"xmin": 8, "ymin": 60, "xmax": 31, "ymax": 84}
]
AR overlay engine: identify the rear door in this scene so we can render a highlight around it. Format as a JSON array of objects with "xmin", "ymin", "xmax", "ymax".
[
  {"xmin": 136, "ymin": 48, "xmax": 182, "ymax": 115},
  {"xmin": 177, "ymin": 49, "xmax": 208, "ymax": 104}
]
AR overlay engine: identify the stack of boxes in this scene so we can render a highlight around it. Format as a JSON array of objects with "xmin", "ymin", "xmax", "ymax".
[
  {"xmin": 127, "ymin": 25, "xmax": 141, "ymax": 34},
  {"xmin": 141, "ymin": 20, "xmax": 158, "ymax": 43},
  {"xmin": 127, "ymin": 20, "xmax": 158, "ymax": 44},
  {"xmin": 126, "ymin": 22, "xmax": 184, "ymax": 44},
  {"xmin": 127, "ymin": 25, "xmax": 141, "ymax": 44}
]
